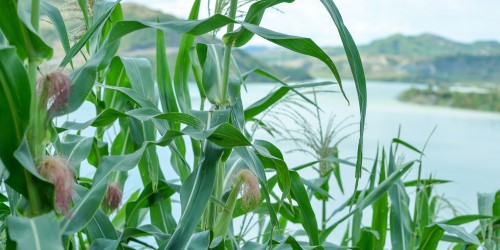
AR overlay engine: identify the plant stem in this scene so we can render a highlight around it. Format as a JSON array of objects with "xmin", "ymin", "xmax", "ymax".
[
  {"xmin": 216, "ymin": 159, "xmax": 225, "ymax": 201},
  {"xmin": 220, "ymin": 0, "xmax": 238, "ymax": 105},
  {"xmin": 25, "ymin": 0, "xmax": 44, "ymax": 216},
  {"xmin": 207, "ymin": 151, "xmax": 227, "ymax": 229},
  {"xmin": 203, "ymin": 110, "xmax": 215, "ymax": 229},
  {"xmin": 213, "ymin": 181, "xmax": 241, "ymax": 238},
  {"xmin": 206, "ymin": 0, "xmax": 238, "ymax": 230},
  {"xmin": 29, "ymin": 0, "xmax": 41, "ymax": 149},
  {"xmin": 322, "ymin": 200, "xmax": 326, "ymax": 231}
]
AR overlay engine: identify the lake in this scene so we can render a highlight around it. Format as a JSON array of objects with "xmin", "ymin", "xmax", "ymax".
[
  {"xmin": 241, "ymin": 81, "xmax": 500, "ymax": 212},
  {"xmin": 68, "ymin": 80, "xmax": 500, "ymax": 244}
]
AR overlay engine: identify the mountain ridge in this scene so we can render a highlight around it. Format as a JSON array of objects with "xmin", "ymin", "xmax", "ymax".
[{"xmin": 248, "ymin": 33, "xmax": 500, "ymax": 84}]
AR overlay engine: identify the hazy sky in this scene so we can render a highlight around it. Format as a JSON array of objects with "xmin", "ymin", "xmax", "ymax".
[{"xmin": 124, "ymin": 0, "xmax": 500, "ymax": 47}]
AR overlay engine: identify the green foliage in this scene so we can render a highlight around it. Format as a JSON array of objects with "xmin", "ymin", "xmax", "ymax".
[
  {"xmin": 399, "ymin": 87, "xmax": 500, "ymax": 112},
  {"xmin": 7, "ymin": 212, "xmax": 63, "ymax": 250},
  {"xmin": 0, "ymin": 0, "xmax": 497, "ymax": 249}
]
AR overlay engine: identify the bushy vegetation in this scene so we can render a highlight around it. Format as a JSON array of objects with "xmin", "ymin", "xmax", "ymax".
[
  {"xmin": 399, "ymin": 87, "xmax": 500, "ymax": 112},
  {"xmin": 0, "ymin": 0, "xmax": 498, "ymax": 249}
]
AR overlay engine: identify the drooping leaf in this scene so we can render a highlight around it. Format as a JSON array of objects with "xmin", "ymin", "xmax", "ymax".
[
  {"xmin": 254, "ymin": 140, "xmax": 291, "ymax": 209},
  {"xmin": 41, "ymin": 2, "xmax": 71, "ymax": 54},
  {"xmin": 120, "ymin": 224, "xmax": 170, "ymax": 242},
  {"xmin": 60, "ymin": 1, "xmax": 119, "ymax": 67},
  {"xmin": 65, "ymin": 14, "xmax": 350, "ymax": 117},
  {"xmin": 418, "ymin": 215, "xmax": 488, "ymax": 249},
  {"xmin": 242, "ymin": 68, "xmax": 326, "ymax": 112},
  {"xmin": 438, "ymin": 224, "xmax": 480, "ymax": 245},
  {"xmin": 392, "ymin": 138, "xmax": 424, "ymax": 155},
  {"xmin": 232, "ymin": 0, "xmax": 294, "ymax": 47},
  {"xmin": 244, "ymin": 80, "xmax": 334, "ymax": 121},
  {"xmin": 319, "ymin": 0, "xmax": 367, "ymax": 181}
]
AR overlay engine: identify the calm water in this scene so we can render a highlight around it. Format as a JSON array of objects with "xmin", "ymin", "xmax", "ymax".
[
  {"xmin": 242, "ymin": 81, "xmax": 500, "ymax": 212},
  {"xmin": 68, "ymin": 80, "xmax": 500, "ymax": 244},
  {"xmin": 239, "ymin": 81, "xmax": 500, "ymax": 244}
]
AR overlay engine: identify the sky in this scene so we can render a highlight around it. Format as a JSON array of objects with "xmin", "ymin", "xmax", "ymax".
[{"xmin": 123, "ymin": 0, "xmax": 500, "ymax": 47}]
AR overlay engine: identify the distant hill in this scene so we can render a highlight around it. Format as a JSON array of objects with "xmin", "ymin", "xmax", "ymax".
[
  {"xmin": 359, "ymin": 34, "xmax": 500, "ymax": 57},
  {"xmin": 248, "ymin": 34, "xmax": 500, "ymax": 85}
]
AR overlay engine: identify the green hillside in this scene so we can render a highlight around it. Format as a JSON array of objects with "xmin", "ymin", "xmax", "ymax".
[
  {"xmin": 359, "ymin": 33, "xmax": 500, "ymax": 57},
  {"xmin": 248, "ymin": 34, "xmax": 500, "ymax": 85}
]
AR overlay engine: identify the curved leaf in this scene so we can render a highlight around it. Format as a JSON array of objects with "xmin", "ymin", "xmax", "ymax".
[
  {"xmin": 233, "ymin": 0, "xmax": 294, "ymax": 47},
  {"xmin": 320, "ymin": 0, "xmax": 367, "ymax": 180},
  {"xmin": 244, "ymin": 80, "xmax": 334, "ymax": 120},
  {"xmin": 41, "ymin": 2, "xmax": 70, "ymax": 53}
]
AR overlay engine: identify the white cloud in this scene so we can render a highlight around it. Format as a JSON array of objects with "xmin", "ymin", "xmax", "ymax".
[{"xmin": 123, "ymin": 0, "xmax": 500, "ymax": 46}]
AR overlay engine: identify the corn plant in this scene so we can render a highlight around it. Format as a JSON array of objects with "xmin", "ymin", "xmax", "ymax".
[
  {"xmin": 335, "ymin": 136, "xmax": 500, "ymax": 250},
  {"xmin": 0, "ymin": 0, "xmax": 367, "ymax": 248},
  {"xmin": 0, "ymin": 0, "xmax": 498, "ymax": 249}
]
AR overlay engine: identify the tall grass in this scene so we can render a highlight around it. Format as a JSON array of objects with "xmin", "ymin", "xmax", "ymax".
[{"xmin": 0, "ymin": 0, "xmax": 498, "ymax": 249}]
